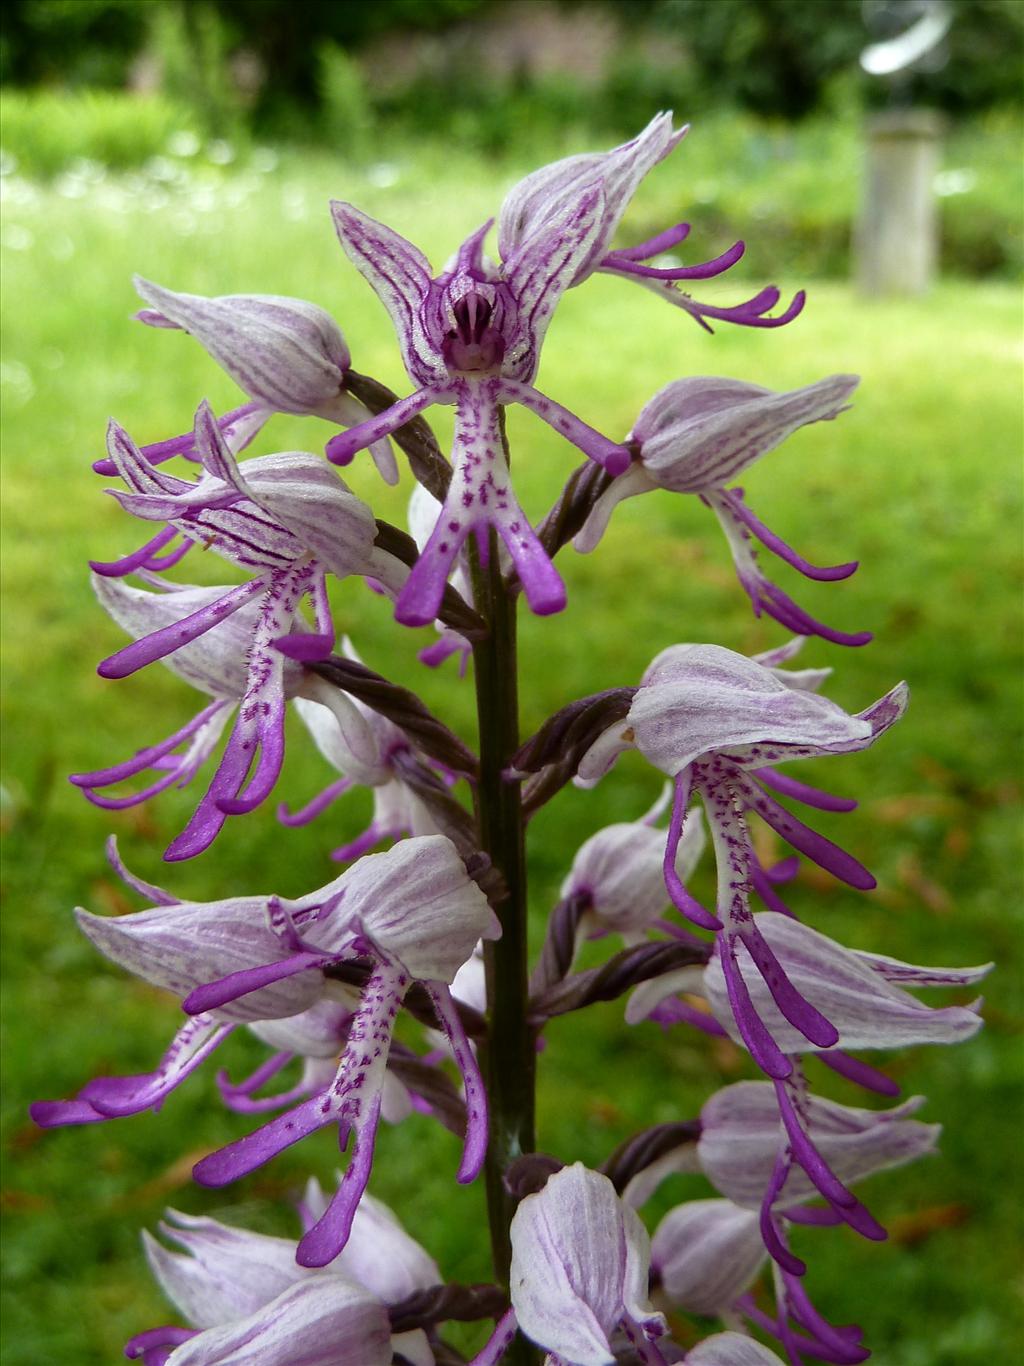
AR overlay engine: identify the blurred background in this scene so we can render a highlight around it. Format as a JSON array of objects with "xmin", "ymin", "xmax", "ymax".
[{"xmin": 2, "ymin": 2, "xmax": 1021, "ymax": 1364}]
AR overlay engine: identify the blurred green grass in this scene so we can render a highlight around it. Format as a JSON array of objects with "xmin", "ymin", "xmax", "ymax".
[{"xmin": 1, "ymin": 143, "xmax": 1022, "ymax": 1365}]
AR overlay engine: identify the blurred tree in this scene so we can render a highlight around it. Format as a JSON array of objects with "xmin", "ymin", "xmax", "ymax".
[
  {"xmin": 651, "ymin": 0, "xmax": 1023, "ymax": 118},
  {"xmin": 1, "ymin": 0, "xmax": 1019, "ymax": 126},
  {"xmin": 0, "ymin": 0, "xmax": 149, "ymax": 87}
]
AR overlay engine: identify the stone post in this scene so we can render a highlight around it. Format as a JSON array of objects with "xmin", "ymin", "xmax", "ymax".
[{"xmin": 855, "ymin": 109, "xmax": 944, "ymax": 296}]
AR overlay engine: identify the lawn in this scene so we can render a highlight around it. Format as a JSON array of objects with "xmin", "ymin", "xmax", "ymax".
[{"xmin": 1, "ymin": 142, "xmax": 1022, "ymax": 1365}]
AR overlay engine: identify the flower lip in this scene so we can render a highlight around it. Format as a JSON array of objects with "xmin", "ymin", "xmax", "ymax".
[{"xmin": 442, "ymin": 290, "xmax": 507, "ymax": 373}]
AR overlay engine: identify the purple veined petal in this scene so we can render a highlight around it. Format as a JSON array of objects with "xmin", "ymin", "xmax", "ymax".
[
  {"xmin": 498, "ymin": 113, "xmax": 684, "ymax": 286},
  {"xmin": 134, "ymin": 280, "xmax": 353, "ymax": 417},
  {"xmin": 105, "ymin": 835, "xmax": 178, "ymax": 906},
  {"xmin": 704, "ymin": 913, "xmax": 985, "ymax": 1056},
  {"xmin": 718, "ymin": 489, "xmax": 858, "ymax": 582},
  {"xmin": 106, "ymin": 418, "xmax": 195, "ymax": 497},
  {"xmin": 508, "ymin": 1161, "xmax": 664, "ymax": 1366},
  {"xmin": 602, "ymin": 237, "xmax": 746, "ymax": 282},
  {"xmin": 816, "ymin": 1051, "xmax": 900, "ymax": 1097},
  {"xmin": 423, "ymin": 980, "xmax": 488, "ymax": 1181},
  {"xmin": 610, "ymin": 221, "xmax": 691, "ymax": 260},
  {"xmin": 753, "ymin": 768, "xmax": 857, "ymax": 813},
  {"xmin": 758, "ymin": 1150, "xmax": 807, "ymax": 1277},
  {"xmin": 182, "ymin": 949, "xmax": 333, "ymax": 1016},
  {"xmin": 501, "ymin": 185, "xmax": 609, "ymax": 377},
  {"xmin": 192, "ymin": 397, "xmax": 251, "ymax": 492},
  {"xmin": 278, "ymin": 776, "xmax": 356, "ymax": 827},
  {"xmin": 650, "ymin": 1199, "xmax": 766, "ymax": 1316},
  {"xmin": 856, "ymin": 950, "xmax": 992, "ymax": 989},
  {"xmin": 193, "ymin": 1090, "xmax": 339, "ymax": 1187},
  {"xmin": 497, "ymin": 378, "xmax": 631, "ymax": 476},
  {"xmin": 152, "ymin": 1277, "xmax": 393, "ymax": 1366},
  {"xmin": 330, "ymin": 201, "xmax": 445, "ymax": 385},
  {"xmin": 325, "ymin": 382, "xmax": 449, "ymax": 465},
  {"xmin": 664, "ymin": 770, "xmax": 721, "ymax": 930},
  {"xmin": 124, "ymin": 1325, "xmax": 198, "ymax": 1363},
  {"xmin": 705, "ymin": 492, "xmax": 872, "ymax": 648},
  {"xmin": 683, "ymin": 1332, "xmax": 790, "ymax": 1366},
  {"xmin": 635, "ymin": 374, "xmax": 858, "ymax": 496},
  {"xmin": 89, "ymin": 525, "xmax": 178, "ymax": 578},
  {"xmin": 734, "ymin": 772, "xmax": 875, "ymax": 889},
  {"xmin": 70, "ymin": 700, "xmax": 227, "ymax": 789},
  {"xmin": 394, "ymin": 378, "xmax": 567, "ymax": 627},
  {"xmin": 98, "ymin": 578, "xmax": 265, "ymax": 680}
]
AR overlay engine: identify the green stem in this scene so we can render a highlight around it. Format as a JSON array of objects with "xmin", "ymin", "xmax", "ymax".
[{"xmin": 469, "ymin": 418, "xmax": 537, "ymax": 1365}]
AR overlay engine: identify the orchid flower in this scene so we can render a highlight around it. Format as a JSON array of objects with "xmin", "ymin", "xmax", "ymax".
[
  {"xmin": 560, "ymin": 786, "xmax": 706, "ymax": 945},
  {"xmin": 78, "ymin": 404, "xmax": 406, "ymax": 858},
  {"xmin": 95, "ymin": 277, "xmax": 397, "ymax": 483},
  {"xmin": 641, "ymin": 1082, "xmax": 940, "ymax": 1363},
  {"xmin": 496, "ymin": 113, "xmax": 803, "ymax": 332},
  {"xmin": 325, "ymin": 114, "xmax": 802, "ymax": 630},
  {"xmin": 126, "ymin": 1183, "xmax": 438, "ymax": 1366},
  {"xmin": 575, "ymin": 375, "xmax": 870, "ymax": 646},
  {"xmin": 683, "ymin": 1335, "xmax": 787, "ymax": 1366},
  {"xmin": 474, "ymin": 1163, "xmax": 668, "ymax": 1366},
  {"xmin": 578, "ymin": 642, "xmax": 908, "ymax": 1081},
  {"xmin": 70, "ymin": 574, "xmax": 382, "ymax": 860},
  {"xmin": 34, "ymin": 837, "xmax": 499, "ymax": 1266}
]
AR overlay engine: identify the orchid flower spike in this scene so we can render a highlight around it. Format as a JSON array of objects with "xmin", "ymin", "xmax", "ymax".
[
  {"xmin": 579, "ymin": 642, "xmax": 908, "ymax": 1080},
  {"xmin": 104, "ymin": 276, "xmax": 397, "ymax": 483},
  {"xmin": 576, "ymin": 375, "xmax": 870, "ymax": 647},
  {"xmin": 126, "ymin": 1183, "xmax": 439, "ymax": 1366}
]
